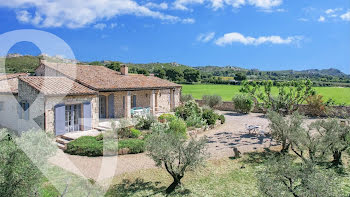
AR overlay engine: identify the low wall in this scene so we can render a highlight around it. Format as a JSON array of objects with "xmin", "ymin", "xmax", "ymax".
[{"xmin": 195, "ymin": 100, "xmax": 350, "ymax": 117}]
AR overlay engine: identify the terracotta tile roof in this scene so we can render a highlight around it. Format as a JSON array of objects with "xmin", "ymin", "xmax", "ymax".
[
  {"xmin": 19, "ymin": 76, "xmax": 97, "ymax": 96},
  {"xmin": 0, "ymin": 73, "xmax": 28, "ymax": 94},
  {"xmin": 41, "ymin": 61, "xmax": 182, "ymax": 91},
  {"xmin": 0, "ymin": 73, "xmax": 27, "ymax": 81}
]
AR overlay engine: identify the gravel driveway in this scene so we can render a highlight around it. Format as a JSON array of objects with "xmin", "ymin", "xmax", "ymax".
[{"xmin": 49, "ymin": 112, "xmax": 282, "ymax": 181}]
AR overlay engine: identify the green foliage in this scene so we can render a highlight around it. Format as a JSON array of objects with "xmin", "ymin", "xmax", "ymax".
[
  {"xmin": 180, "ymin": 94, "xmax": 194, "ymax": 103},
  {"xmin": 146, "ymin": 128, "xmax": 208, "ymax": 194},
  {"xmin": 137, "ymin": 68, "xmax": 150, "ymax": 76},
  {"xmin": 258, "ymin": 155, "xmax": 339, "ymax": 197},
  {"xmin": 154, "ymin": 68, "xmax": 166, "ymax": 79},
  {"xmin": 310, "ymin": 119, "xmax": 350, "ymax": 166},
  {"xmin": 240, "ymin": 80, "xmax": 315, "ymax": 114},
  {"xmin": 183, "ymin": 68, "xmax": 201, "ymax": 83},
  {"xmin": 4, "ymin": 56, "xmax": 40, "ymax": 73},
  {"xmin": 165, "ymin": 67, "xmax": 184, "ymax": 82},
  {"xmin": 175, "ymin": 100, "xmax": 202, "ymax": 121},
  {"xmin": 118, "ymin": 139, "xmax": 145, "ymax": 154},
  {"xmin": 168, "ymin": 117, "xmax": 187, "ymax": 137},
  {"xmin": 267, "ymin": 111, "xmax": 304, "ymax": 153},
  {"xmin": 136, "ymin": 115, "xmax": 157, "ymax": 130},
  {"xmin": 130, "ymin": 128, "xmax": 142, "ymax": 139},
  {"xmin": 158, "ymin": 113, "xmax": 176, "ymax": 122},
  {"xmin": 186, "ymin": 114, "xmax": 206, "ymax": 128},
  {"xmin": 0, "ymin": 129, "xmax": 56, "ymax": 197},
  {"xmin": 65, "ymin": 136, "xmax": 103, "ymax": 156},
  {"xmin": 218, "ymin": 114, "xmax": 225, "ymax": 124},
  {"xmin": 235, "ymin": 73, "xmax": 247, "ymax": 81},
  {"xmin": 232, "ymin": 94, "xmax": 254, "ymax": 114},
  {"xmin": 202, "ymin": 108, "xmax": 219, "ymax": 125},
  {"xmin": 202, "ymin": 94, "xmax": 222, "ymax": 108}
]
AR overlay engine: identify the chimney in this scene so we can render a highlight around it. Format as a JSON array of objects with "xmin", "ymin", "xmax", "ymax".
[{"xmin": 121, "ymin": 64, "xmax": 128, "ymax": 75}]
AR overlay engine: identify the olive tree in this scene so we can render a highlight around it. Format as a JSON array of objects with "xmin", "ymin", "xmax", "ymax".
[
  {"xmin": 240, "ymin": 80, "xmax": 315, "ymax": 114},
  {"xmin": 202, "ymin": 95, "xmax": 222, "ymax": 108},
  {"xmin": 146, "ymin": 123, "xmax": 208, "ymax": 194},
  {"xmin": 0, "ymin": 129, "xmax": 56, "ymax": 196},
  {"xmin": 310, "ymin": 119, "xmax": 350, "ymax": 166},
  {"xmin": 258, "ymin": 155, "xmax": 339, "ymax": 197},
  {"xmin": 267, "ymin": 111, "xmax": 305, "ymax": 153}
]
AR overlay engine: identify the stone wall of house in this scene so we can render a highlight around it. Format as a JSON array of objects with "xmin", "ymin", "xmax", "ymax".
[
  {"xmin": 157, "ymin": 89, "xmax": 171, "ymax": 112},
  {"xmin": 18, "ymin": 80, "xmax": 46, "ymax": 132},
  {"xmin": 174, "ymin": 87, "xmax": 181, "ymax": 109},
  {"xmin": 45, "ymin": 95, "xmax": 99, "ymax": 134},
  {"xmin": 0, "ymin": 94, "xmax": 23, "ymax": 133}
]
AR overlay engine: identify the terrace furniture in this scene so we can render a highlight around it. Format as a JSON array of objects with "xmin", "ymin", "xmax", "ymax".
[{"xmin": 245, "ymin": 124, "xmax": 261, "ymax": 134}]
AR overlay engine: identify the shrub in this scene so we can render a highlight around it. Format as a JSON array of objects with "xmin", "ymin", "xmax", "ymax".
[
  {"xmin": 95, "ymin": 133, "xmax": 104, "ymax": 141},
  {"xmin": 65, "ymin": 136, "xmax": 103, "ymax": 157},
  {"xmin": 232, "ymin": 94, "xmax": 254, "ymax": 114},
  {"xmin": 175, "ymin": 100, "xmax": 202, "ymax": 120},
  {"xmin": 118, "ymin": 139, "xmax": 145, "ymax": 154},
  {"xmin": 218, "ymin": 114, "xmax": 225, "ymax": 124},
  {"xmin": 130, "ymin": 128, "xmax": 141, "ymax": 138},
  {"xmin": 202, "ymin": 108, "xmax": 219, "ymax": 125},
  {"xmin": 306, "ymin": 94, "xmax": 327, "ymax": 117},
  {"xmin": 186, "ymin": 114, "xmax": 206, "ymax": 128},
  {"xmin": 158, "ymin": 113, "xmax": 176, "ymax": 122},
  {"xmin": 104, "ymin": 140, "xmax": 118, "ymax": 153},
  {"xmin": 136, "ymin": 115, "xmax": 157, "ymax": 130},
  {"xmin": 180, "ymin": 94, "xmax": 194, "ymax": 103},
  {"xmin": 168, "ymin": 117, "xmax": 187, "ymax": 137},
  {"xmin": 202, "ymin": 95, "xmax": 222, "ymax": 108}
]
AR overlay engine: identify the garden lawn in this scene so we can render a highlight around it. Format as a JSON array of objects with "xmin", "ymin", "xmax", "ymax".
[{"xmin": 182, "ymin": 84, "xmax": 350, "ymax": 105}]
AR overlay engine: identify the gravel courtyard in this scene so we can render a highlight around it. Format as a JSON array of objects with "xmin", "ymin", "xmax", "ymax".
[{"xmin": 49, "ymin": 112, "xmax": 283, "ymax": 181}]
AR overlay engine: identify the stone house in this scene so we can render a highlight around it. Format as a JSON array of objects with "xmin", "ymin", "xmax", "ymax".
[{"xmin": 0, "ymin": 61, "xmax": 181, "ymax": 136}]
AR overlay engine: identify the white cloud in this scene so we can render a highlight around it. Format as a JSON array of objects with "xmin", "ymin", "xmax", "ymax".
[
  {"xmin": 325, "ymin": 8, "xmax": 342, "ymax": 15},
  {"xmin": 173, "ymin": 0, "xmax": 205, "ymax": 11},
  {"xmin": 182, "ymin": 18, "xmax": 195, "ymax": 24},
  {"xmin": 215, "ymin": 32, "xmax": 302, "ymax": 46},
  {"xmin": 298, "ymin": 18, "xmax": 309, "ymax": 22},
  {"xmin": 318, "ymin": 16, "xmax": 325, "ymax": 22},
  {"xmin": 197, "ymin": 32, "xmax": 215, "ymax": 42},
  {"xmin": 93, "ymin": 23, "xmax": 107, "ymax": 30},
  {"xmin": 341, "ymin": 11, "xmax": 350, "ymax": 21},
  {"xmin": 144, "ymin": 2, "xmax": 168, "ymax": 10},
  {"xmin": 2, "ymin": 0, "xmax": 181, "ymax": 28},
  {"xmin": 110, "ymin": 23, "xmax": 117, "ymax": 29},
  {"xmin": 173, "ymin": 0, "xmax": 282, "ymax": 11}
]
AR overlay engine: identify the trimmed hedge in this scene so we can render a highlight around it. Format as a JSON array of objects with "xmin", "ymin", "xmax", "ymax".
[
  {"xmin": 118, "ymin": 139, "xmax": 145, "ymax": 154},
  {"xmin": 65, "ymin": 136, "xmax": 145, "ymax": 156},
  {"xmin": 65, "ymin": 136, "xmax": 103, "ymax": 157}
]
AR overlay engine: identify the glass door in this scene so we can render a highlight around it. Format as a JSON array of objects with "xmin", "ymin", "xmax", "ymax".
[
  {"xmin": 65, "ymin": 104, "xmax": 82, "ymax": 132},
  {"xmin": 99, "ymin": 95, "xmax": 106, "ymax": 118}
]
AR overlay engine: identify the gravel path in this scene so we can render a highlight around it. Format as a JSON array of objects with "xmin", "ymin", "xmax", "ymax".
[{"xmin": 48, "ymin": 112, "xmax": 293, "ymax": 181}]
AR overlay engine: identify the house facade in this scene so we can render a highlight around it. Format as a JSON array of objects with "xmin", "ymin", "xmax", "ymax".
[{"xmin": 0, "ymin": 61, "xmax": 181, "ymax": 136}]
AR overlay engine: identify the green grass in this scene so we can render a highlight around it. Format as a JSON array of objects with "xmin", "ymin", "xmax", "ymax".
[{"xmin": 182, "ymin": 84, "xmax": 350, "ymax": 105}]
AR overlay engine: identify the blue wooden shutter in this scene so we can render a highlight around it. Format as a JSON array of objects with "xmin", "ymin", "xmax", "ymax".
[
  {"xmin": 83, "ymin": 102, "xmax": 92, "ymax": 131},
  {"xmin": 108, "ymin": 94, "xmax": 115, "ymax": 118},
  {"xmin": 17, "ymin": 103, "xmax": 22, "ymax": 119},
  {"xmin": 55, "ymin": 104, "xmax": 65, "ymax": 136},
  {"xmin": 24, "ymin": 102, "xmax": 29, "ymax": 120},
  {"xmin": 132, "ymin": 95, "xmax": 136, "ymax": 108}
]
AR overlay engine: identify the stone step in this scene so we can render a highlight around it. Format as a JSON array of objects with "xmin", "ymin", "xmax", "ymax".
[
  {"xmin": 60, "ymin": 135, "xmax": 75, "ymax": 141},
  {"xmin": 95, "ymin": 127, "xmax": 109, "ymax": 131},
  {"xmin": 56, "ymin": 138, "xmax": 71, "ymax": 145},
  {"xmin": 57, "ymin": 143, "xmax": 66, "ymax": 150}
]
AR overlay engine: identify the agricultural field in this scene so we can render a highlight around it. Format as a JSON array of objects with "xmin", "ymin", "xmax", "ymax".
[{"xmin": 182, "ymin": 84, "xmax": 350, "ymax": 105}]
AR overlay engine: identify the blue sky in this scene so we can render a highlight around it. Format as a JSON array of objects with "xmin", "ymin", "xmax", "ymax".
[{"xmin": 1, "ymin": 0, "xmax": 350, "ymax": 73}]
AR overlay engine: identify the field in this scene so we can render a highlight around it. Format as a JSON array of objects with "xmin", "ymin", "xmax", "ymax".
[{"xmin": 182, "ymin": 84, "xmax": 350, "ymax": 105}]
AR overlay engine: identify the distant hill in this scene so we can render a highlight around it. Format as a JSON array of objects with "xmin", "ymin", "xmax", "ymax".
[{"xmin": 2, "ymin": 55, "xmax": 349, "ymax": 84}]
